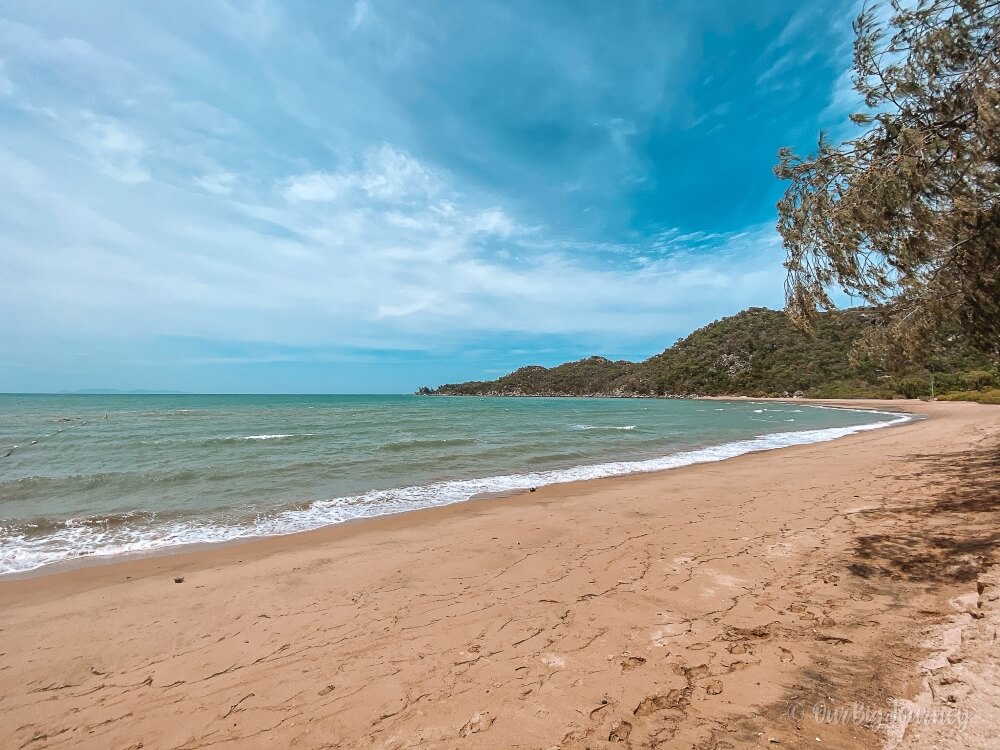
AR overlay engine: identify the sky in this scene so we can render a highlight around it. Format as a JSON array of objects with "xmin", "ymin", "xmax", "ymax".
[{"xmin": 0, "ymin": 0, "xmax": 866, "ymax": 393}]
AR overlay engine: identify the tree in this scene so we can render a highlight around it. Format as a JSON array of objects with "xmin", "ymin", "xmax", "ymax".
[
  {"xmin": 961, "ymin": 368, "xmax": 998, "ymax": 388},
  {"xmin": 775, "ymin": 0, "xmax": 1000, "ymax": 364}
]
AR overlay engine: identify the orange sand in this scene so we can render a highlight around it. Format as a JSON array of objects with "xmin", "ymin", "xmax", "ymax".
[{"xmin": 1, "ymin": 399, "xmax": 997, "ymax": 749}]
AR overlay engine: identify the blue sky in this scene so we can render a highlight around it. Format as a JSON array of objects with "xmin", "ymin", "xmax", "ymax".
[{"xmin": 0, "ymin": 0, "xmax": 864, "ymax": 393}]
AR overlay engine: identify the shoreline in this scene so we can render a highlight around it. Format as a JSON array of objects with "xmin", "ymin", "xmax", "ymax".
[
  {"xmin": 2, "ymin": 399, "xmax": 995, "ymax": 749},
  {"xmin": 0, "ymin": 397, "xmax": 919, "ymax": 581}
]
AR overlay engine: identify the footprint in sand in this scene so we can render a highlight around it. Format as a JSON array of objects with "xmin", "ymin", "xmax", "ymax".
[
  {"xmin": 779, "ymin": 647, "xmax": 795, "ymax": 663},
  {"xmin": 684, "ymin": 664, "xmax": 711, "ymax": 679},
  {"xmin": 705, "ymin": 680, "xmax": 724, "ymax": 695},
  {"xmin": 727, "ymin": 642, "xmax": 748, "ymax": 655},
  {"xmin": 620, "ymin": 655, "xmax": 646, "ymax": 671},
  {"xmin": 633, "ymin": 691, "xmax": 686, "ymax": 716}
]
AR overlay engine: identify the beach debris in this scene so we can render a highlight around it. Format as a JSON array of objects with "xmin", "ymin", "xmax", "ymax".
[
  {"xmin": 815, "ymin": 634, "xmax": 852, "ymax": 645},
  {"xmin": 318, "ymin": 685, "xmax": 335, "ymax": 696},
  {"xmin": 222, "ymin": 692, "xmax": 254, "ymax": 718},
  {"xmin": 608, "ymin": 719, "xmax": 632, "ymax": 742},
  {"xmin": 458, "ymin": 711, "xmax": 494, "ymax": 737},
  {"xmin": 589, "ymin": 699, "xmax": 611, "ymax": 720},
  {"xmin": 540, "ymin": 652, "xmax": 566, "ymax": 667},
  {"xmin": 173, "ymin": 577, "xmax": 185, "ymax": 584},
  {"xmin": 529, "ymin": 487, "xmax": 536, "ymax": 492}
]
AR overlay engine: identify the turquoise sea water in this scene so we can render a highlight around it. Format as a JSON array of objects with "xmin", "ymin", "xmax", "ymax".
[{"xmin": 0, "ymin": 394, "xmax": 907, "ymax": 574}]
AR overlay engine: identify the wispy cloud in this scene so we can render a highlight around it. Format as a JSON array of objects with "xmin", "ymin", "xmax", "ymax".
[
  {"xmin": 194, "ymin": 171, "xmax": 240, "ymax": 195},
  {"xmin": 79, "ymin": 113, "xmax": 150, "ymax": 184},
  {"xmin": 0, "ymin": 0, "xmax": 846, "ymax": 391},
  {"xmin": 280, "ymin": 171, "xmax": 349, "ymax": 202},
  {"xmin": 351, "ymin": 0, "xmax": 373, "ymax": 31},
  {"xmin": 280, "ymin": 145, "xmax": 441, "ymax": 204}
]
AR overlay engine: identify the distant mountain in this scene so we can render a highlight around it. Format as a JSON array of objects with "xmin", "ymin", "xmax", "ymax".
[{"xmin": 422, "ymin": 307, "xmax": 996, "ymax": 399}]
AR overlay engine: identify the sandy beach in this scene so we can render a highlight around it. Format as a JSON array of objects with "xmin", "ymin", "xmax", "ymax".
[{"xmin": 1, "ymin": 399, "xmax": 997, "ymax": 749}]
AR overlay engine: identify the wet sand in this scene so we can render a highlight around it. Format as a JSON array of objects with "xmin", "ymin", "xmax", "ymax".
[{"xmin": 1, "ymin": 399, "xmax": 997, "ymax": 749}]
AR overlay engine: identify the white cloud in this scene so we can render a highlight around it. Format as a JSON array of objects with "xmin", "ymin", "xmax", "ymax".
[
  {"xmin": 280, "ymin": 171, "xmax": 348, "ymax": 202},
  {"xmin": 375, "ymin": 291, "xmax": 441, "ymax": 319},
  {"xmin": 280, "ymin": 144, "xmax": 441, "ymax": 205},
  {"xmin": 756, "ymin": 47, "xmax": 819, "ymax": 86},
  {"xmin": 816, "ymin": 1, "xmax": 893, "ymax": 131},
  {"xmin": 79, "ymin": 114, "xmax": 150, "ymax": 184},
  {"xmin": 468, "ymin": 207, "xmax": 516, "ymax": 237},
  {"xmin": 195, "ymin": 171, "xmax": 240, "ymax": 195},
  {"xmin": 771, "ymin": 5, "xmax": 817, "ymax": 50},
  {"xmin": 351, "ymin": 0, "xmax": 373, "ymax": 31},
  {"xmin": 0, "ymin": 2, "xmax": 792, "ymax": 392},
  {"xmin": 358, "ymin": 143, "xmax": 440, "ymax": 201},
  {"xmin": 823, "ymin": 66, "xmax": 863, "ymax": 120},
  {"xmin": 0, "ymin": 121, "xmax": 785, "ymax": 360}
]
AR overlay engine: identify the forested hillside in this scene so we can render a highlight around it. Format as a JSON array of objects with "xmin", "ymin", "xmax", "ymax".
[{"xmin": 422, "ymin": 307, "xmax": 996, "ymax": 399}]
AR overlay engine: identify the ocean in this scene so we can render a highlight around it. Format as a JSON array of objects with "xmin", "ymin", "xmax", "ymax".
[{"xmin": 0, "ymin": 394, "xmax": 908, "ymax": 575}]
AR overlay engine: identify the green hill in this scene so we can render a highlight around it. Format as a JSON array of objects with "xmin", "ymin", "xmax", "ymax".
[{"xmin": 423, "ymin": 307, "xmax": 996, "ymax": 399}]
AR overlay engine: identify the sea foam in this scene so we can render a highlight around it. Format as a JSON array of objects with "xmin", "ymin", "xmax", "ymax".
[
  {"xmin": 573, "ymin": 424, "xmax": 637, "ymax": 431},
  {"xmin": 0, "ymin": 407, "xmax": 912, "ymax": 575}
]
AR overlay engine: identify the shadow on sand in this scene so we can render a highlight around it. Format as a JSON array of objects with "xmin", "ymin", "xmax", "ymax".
[{"xmin": 848, "ymin": 439, "xmax": 1000, "ymax": 584}]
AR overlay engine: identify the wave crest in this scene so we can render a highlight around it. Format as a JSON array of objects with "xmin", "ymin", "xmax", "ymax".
[{"xmin": 0, "ymin": 410, "xmax": 911, "ymax": 576}]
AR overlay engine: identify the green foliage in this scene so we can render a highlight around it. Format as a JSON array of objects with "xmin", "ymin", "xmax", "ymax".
[
  {"xmin": 431, "ymin": 356, "xmax": 634, "ymax": 396},
  {"xmin": 775, "ymin": 0, "xmax": 1000, "ymax": 361},
  {"xmin": 938, "ymin": 387, "xmax": 1000, "ymax": 404},
  {"xmin": 805, "ymin": 380, "xmax": 896, "ymax": 399},
  {"xmin": 424, "ymin": 307, "xmax": 996, "ymax": 398},
  {"xmin": 893, "ymin": 376, "xmax": 931, "ymax": 399},
  {"xmin": 960, "ymin": 369, "xmax": 999, "ymax": 389}
]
